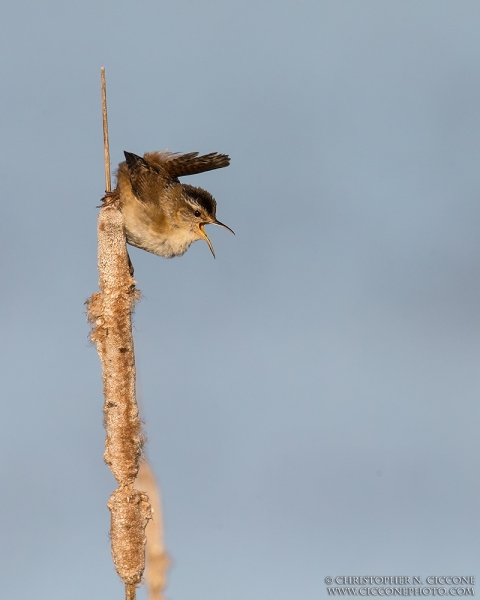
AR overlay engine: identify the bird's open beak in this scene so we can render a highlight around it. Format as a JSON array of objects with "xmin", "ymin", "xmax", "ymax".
[
  {"xmin": 199, "ymin": 221, "xmax": 235, "ymax": 259},
  {"xmin": 199, "ymin": 224, "xmax": 216, "ymax": 258}
]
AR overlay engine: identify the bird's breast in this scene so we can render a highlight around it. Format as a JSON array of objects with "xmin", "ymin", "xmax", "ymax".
[
  {"xmin": 127, "ymin": 227, "xmax": 198, "ymax": 258},
  {"xmin": 123, "ymin": 206, "xmax": 197, "ymax": 258}
]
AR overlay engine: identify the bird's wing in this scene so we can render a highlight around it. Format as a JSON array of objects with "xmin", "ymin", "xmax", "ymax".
[
  {"xmin": 144, "ymin": 150, "xmax": 230, "ymax": 178},
  {"xmin": 123, "ymin": 151, "xmax": 169, "ymax": 204}
]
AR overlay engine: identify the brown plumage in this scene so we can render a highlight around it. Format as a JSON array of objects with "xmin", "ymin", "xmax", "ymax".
[
  {"xmin": 144, "ymin": 150, "xmax": 230, "ymax": 178},
  {"xmin": 115, "ymin": 150, "xmax": 233, "ymax": 259}
]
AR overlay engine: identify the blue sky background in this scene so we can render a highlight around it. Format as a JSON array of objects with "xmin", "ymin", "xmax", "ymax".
[{"xmin": 1, "ymin": 1, "xmax": 480, "ymax": 598}]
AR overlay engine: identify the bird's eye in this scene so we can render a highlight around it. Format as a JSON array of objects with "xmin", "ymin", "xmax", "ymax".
[{"xmin": 194, "ymin": 210, "xmax": 201, "ymax": 217}]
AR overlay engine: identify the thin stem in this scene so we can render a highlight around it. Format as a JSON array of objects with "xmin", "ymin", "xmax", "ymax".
[{"xmin": 101, "ymin": 67, "xmax": 111, "ymax": 193}]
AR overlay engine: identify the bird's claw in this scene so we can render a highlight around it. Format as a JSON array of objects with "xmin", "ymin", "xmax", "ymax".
[{"xmin": 99, "ymin": 189, "xmax": 120, "ymax": 207}]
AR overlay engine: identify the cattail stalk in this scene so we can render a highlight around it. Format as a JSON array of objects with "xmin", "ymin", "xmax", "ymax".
[
  {"xmin": 135, "ymin": 460, "xmax": 170, "ymax": 600},
  {"xmin": 87, "ymin": 67, "xmax": 151, "ymax": 600}
]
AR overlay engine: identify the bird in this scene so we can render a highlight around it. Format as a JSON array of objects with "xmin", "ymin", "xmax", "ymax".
[{"xmin": 114, "ymin": 150, "xmax": 234, "ymax": 259}]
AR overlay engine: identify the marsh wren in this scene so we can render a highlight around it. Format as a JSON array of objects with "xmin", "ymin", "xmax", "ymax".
[{"xmin": 115, "ymin": 150, "xmax": 233, "ymax": 258}]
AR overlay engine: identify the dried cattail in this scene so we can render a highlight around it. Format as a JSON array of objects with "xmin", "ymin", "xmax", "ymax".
[
  {"xmin": 86, "ymin": 68, "xmax": 151, "ymax": 600},
  {"xmin": 88, "ymin": 204, "xmax": 144, "ymax": 485},
  {"xmin": 108, "ymin": 487, "xmax": 152, "ymax": 585},
  {"xmin": 87, "ymin": 201, "xmax": 151, "ymax": 597},
  {"xmin": 135, "ymin": 459, "xmax": 170, "ymax": 600}
]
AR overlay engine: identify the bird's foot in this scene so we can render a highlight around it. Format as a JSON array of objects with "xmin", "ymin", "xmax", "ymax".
[{"xmin": 99, "ymin": 189, "xmax": 120, "ymax": 207}]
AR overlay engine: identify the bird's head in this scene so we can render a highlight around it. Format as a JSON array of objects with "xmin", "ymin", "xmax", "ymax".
[{"xmin": 177, "ymin": 184, "xmax": 234, "ymax": 257}]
